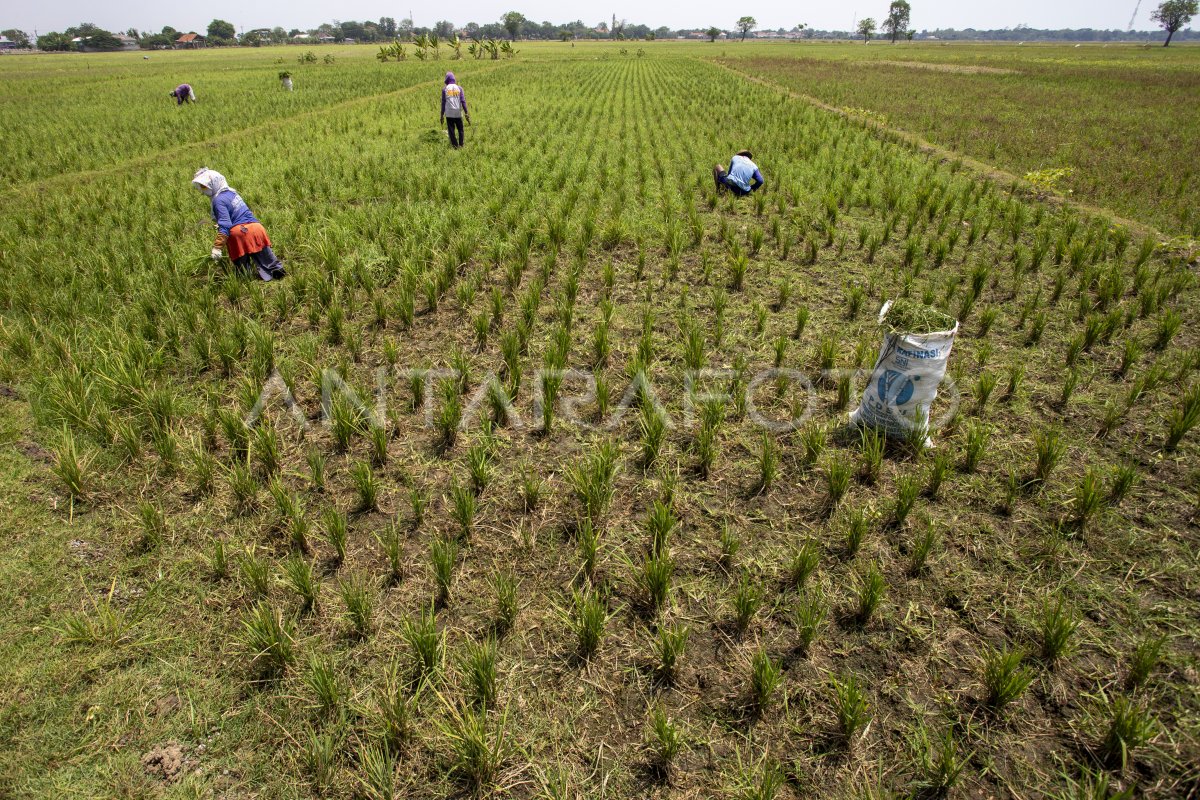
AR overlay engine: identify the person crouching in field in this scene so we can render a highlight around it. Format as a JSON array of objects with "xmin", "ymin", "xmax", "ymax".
[
  {"xmin": 192, "ymin": 168, "xmax": 285, "ymax": 281},
  {"xmin": 713, "ymin": 151, "xmax": 764, "ymax": 196},
  {"xmin": 440, "ymin": 72, "xmax": 471, "ymax": 149},
  {"xmin": 170, "ymin": 84, "xmax": 197, "ymax": 105}
]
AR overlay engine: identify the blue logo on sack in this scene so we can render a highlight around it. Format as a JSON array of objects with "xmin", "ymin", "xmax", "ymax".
[{"xmin": 878, "ymin": 369, "xmax": 919, "ymax": 406}]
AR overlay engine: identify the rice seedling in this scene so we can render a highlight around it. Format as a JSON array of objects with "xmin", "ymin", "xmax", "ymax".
[
  {"xmin": 435, "ymin": 703, "xmax": 510, "ymax": 793},
  {"xmin": 409, "ymin": 486, "xmax": 429, "ymax": 530},
  {"xmin": 1126, "ymin": 635, "xmax": 1166, "ymax": 690},
  {"xmin": 137, "ymin": 501, "xmax": 166, "ymax": 551},
  {"xmin": 639, "ymin": 554, "xmax": 674, "ymax": 614},
  {"xmin": 301, "ymin": 728, "xmax": 338, "ymax": 793},
  {"xmin": 306, "ymin": 448, "xmax": 325, "ymax": 492},
  {"xmin": 1059, "ymin": 368, "xmax": 1081, "ymax": 409},
  {"xmin": 975, "ymin": 371, "xmax": 998, "ymax": 413},
  {"xmin": 825, "ymin": 455, "xmax": 852, "ymax": 510},
  {"xmin": 639, "ymin": 405, "xmax": 668, "ymax": 469},
  {"xmin": 430, "ymin": 536, "xmax": 459, "ymax": 605},
  {"xmin": 283, "ymin": 556, "xmax": 319, "ymax": 614},
  {"xmin": 1164, "ymin": 384, "xmax": 1200, "ymax": 451},
  {"xmin": 1098, "ymin": 694, "xmax": 1156, "ymax": 769},
  {"xmin": 646, "ymin": 703, "xmax": 684, "ymax": 777},
  {"xmin": 753, "ymin": 433, "xmax": 779, "ymax": 494},
  {"xmin": 1151, "ymin": 309, "xmax": 1181, "ymax": 351},
  {"xmin": 51, "ymin": 428, "xmax": 89, "ymax": 500},
  {"xmin": 435, "ymin": 379, "xmax": 463, "ymax": 454},
  {"xmin": 358, "ymin": 742, "xmax": 395, "ymax": 800},
  {"xmin": 1072, "ymin": 468, "xmax": 1105, "ymax": 529},
  {"xmin": 854, "ymin": 562, "xmax": 887, "ymax": 626},
  {"xmin": 731, "ymin": 573, "xmax": 762, "ymax": 633},
  {"xmin": 749, "ymin": 648, "xmax": 782, "ymax": 713},
  {"xmin": 892, "ymin": 474, "xmax": 921, "ymax": 527},
  {"xmin": 653, "ymin": 623, "xmax": 689, "ymax": 683},
  {"xmin": 982, "ymin": 646, "xmax": 1034, "ymax": 710},
  {"xmin": 569, "ymin": 589, "xmax": 607, "ymax": 659},
  {"xmin": 788, "ymin": 539, "xmax": 821, "ymax": 590},
  {"xmin": 566, "ymin": 439, "xmax": 620, "ymax": 523},
  {"xmin": 831, "ymin": 673, "xmax": 871, "ymax": 742},
  {"xmin": 1033, "ymin": 428, "xmax": 1068, "ymax": 484},
  {"xmin": 305, "ymin": 654, "xmax": 342, "ymax": 717},
  {"xmin": 925, "ymin": 452, "xmax": 951, "ymax": 498},
  {"xmin": 402, "ymin": 607, "xmax": 442, "ymax": 686},
  {"xmin": 912, "ymin": 724, "xmax": 970, "ymax": 795},
  {"xmin": 210, "ymin": 539, "xmax": 228, "ymax": 580},
  {"xmin": 800, "ymin": 423, "xmax": 827, "ymax": 467},
  {"xmin": 843, "ymin": 507, "xmax": 869, "ymax": 558},
  {"xmin": 461, "ymin": 636, "xmax": 498, "ymax": 710},
  {"xmin": 376, "ymin": 524, "xmax": 404, "ymax": 586},
  {"xmin": 323, "ymin": 508, "xmax": 348, "ymax": 566},
  {"xmin": 792, "ymin": 305, "xmax": 810, "ymax": 340},
  {"xmin": 339, "ymin": 574, "xmax": 373, "ymax": 639},
  {"xmin": 793, "ymin": 588, "xmax": 827, "ymax": 654},
  {"xmin": 1038, "ymin": 594, "xmax": 1080, "ymax": 664},
  {"xmin": 448, "ymin": 481, "xmax": 477, "ymax": 540},
  {"xmin": 859, "ymin": 427, "xmax": 885, "ymax": 485},
  {"xmin": 240, "ymin": 601, "xmax": 295, "ymax": 680}
]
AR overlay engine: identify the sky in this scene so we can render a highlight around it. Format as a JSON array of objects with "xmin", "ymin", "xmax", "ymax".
[{"xmin": 7, "ymin": 0, "xmax": 1167, "ymax": 37}]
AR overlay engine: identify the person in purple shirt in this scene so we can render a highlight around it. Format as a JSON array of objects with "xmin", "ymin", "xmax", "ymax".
[
  {"xmin": 170, "ymin": 84, "xmax": 197, "ymax": 105},
  {"xmin": 713, "ymin": 150, "xmax": 765, "ymax": 196},
  {"xmin": 440, "ymin": 72, "xmax": 471, "ymax": 148},
  {"xmin": 192, "ymin": 168, "xmax": 285, "ymax": 281}
]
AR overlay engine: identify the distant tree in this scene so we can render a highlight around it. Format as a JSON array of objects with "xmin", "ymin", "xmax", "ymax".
[
  {"xmin": 434, "ymin": 20, "xmax": 455, "ymax": 39},
  {"xmin": 906, "ymin": 29, "xmax": 915, "ymax": 40},
  {"xmin": 502, "ymin": 11, "xmax": 526, "ymax": 40},
  {"xmin": 398, "ymin": 18, "xmax": 414, "ymax": 39},
  {"xmin": 270, "ymin": 27, "xmax": 287, "ymax": 44},
  {"xmin": 207, "ymin": 19, "xmax": 236, "ymax": 43},
  {"xmin": 737, "ymin": 16, "xmax": 756, "ymax": 41},
  {"xmin": 125, "ymin": 28, "xmax": 139, "ymax": 39},
  {"xmin": 3, "ymin": 29, "xmax": 31, "ymax": 47},
  {"xmin": 655, "ymin": 26, "xmax": 672, "ymax": 39},
  {"xmin": 857, "ymin": 17, "xmax": 877, "ymax": 41},
  {"xmin": 64, "ymin": 24, "xmax": 122, "ymax": 50},
  {"xmin": 1152, "ymin": 0, "xmax": 1198, "ymax": 46},
  {"xmin": 706, "ymin": 26, "xmax": 722, "ymax": 42},
  {"xmin": 883, "ymin": 1, "xmax": 911, "ymax": 42},
  {"xmin": 464, "ymin": 22, "xmax": 481, "ymax": 39},
  {"xmin": 37, "ymin": 31, "xmax": 73, "ymax": 50},
  {"xmin": 161, "ymin": 26, "xmax": 179, "ymax": 39},
  {"xmin": 379, "ymin": 17, "xmax": 397, "ymax": 38},
  {"xmin": 559, "ymin": 29, "xmax": 574, "ymax": 40}
]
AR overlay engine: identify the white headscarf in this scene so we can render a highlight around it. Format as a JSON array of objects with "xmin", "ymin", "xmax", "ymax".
[{"xmin": 191, "ymin": 167, "xmax": 234, "ymax": 198}]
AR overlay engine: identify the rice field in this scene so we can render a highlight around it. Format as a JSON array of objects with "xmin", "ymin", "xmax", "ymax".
[{"xmin": 0, "ymin": 41, "xmax": 1197, "ymax": 799}]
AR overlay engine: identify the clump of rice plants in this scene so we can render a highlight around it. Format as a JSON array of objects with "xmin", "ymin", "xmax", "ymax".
[
  {"xmin": 788, "ymin": 539, "xmax": 821, "ymax": 590},
  {"xmin": 339, "ymin": 574, "xmax": 373, "ymax": 639},
  {"xmin": 430, "ymin": 536, "xmax": 459, "ymax": 605},
  {"xmin": 653, "ymin": 623, "xmax": 689, "ymax": 683},
  {"xmin": 569, "ymin": 589, "xmax": 607, "ymax": 659},
  {"xmin": 461, "ymin": 636, "xmax": 498, "ymax": 710},
  {"xmin": 907, "ymin": 521, "xmax": 939, "ymax": 577},
  {"xmin": 731, "ymin": 573, "xmax": 762, "ymax": 633},
  {"xmin": 824, "ymin": 455, "xmax": 852, "ymax": 511},
  {"xmin": 1126, "ymin": 635, "xmax": 1166, "ymax": 689},
  {"xmin": 982, "ymin": 646, "xmax": 1033, "ymax": 710},
  {"xmin": 1037, "ymin": 594, "xmax": 1080, "ymax": 665},
  {"xmin": 1032, "ymin": 427, "xmax": 1067, "ymax": 485},
  {"xmin": 323, "ymin": 508, "xmax": 348, "ymax": 566},
  {"xmin": 912, "ymin": 725, "xmax": 970, "ymax": 795},
  {"xmin": 854, "ymin": 562, "xmax": 887, "ymax": 626},
  {"xmin": 831, "ymin": 672, "xmax": 871, "ymax": 743},
  {"xmin": 435, "ymin": 703, "xmax": 510, "ymax": 793},
  {"xmin": 1098, "ymin": 694, "xmax": 1157, "ymax": 769},
  {"xmin": 401, "ymin": 607, "xmax": 442, "ymax": 686},
  {"xmin": 793, "ymin": 588, "xmax": 827, "ymax": 655},
  {"xmin": 241, "ymin": 601, "xmax": 296, "ymax": 680},
  {"xmin": 283, "ymin": 557, "xmax": 319, "ymax": 613},
  {"xmin": 646, "ymin": 703, "xmax": 684, "ymax": 777},
  {"xmin": 749, "ymin": 648, "xmax": 782, "ymax": 714},
  {"xmin": 1163, "ymin": 384, "xmax": 1200, "ymax": 452},
  {"xmin": 566, "ymin": 439, "xmax": 620, "ymax": 524}
]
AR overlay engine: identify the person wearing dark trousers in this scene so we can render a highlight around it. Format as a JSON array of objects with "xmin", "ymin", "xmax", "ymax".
[
  {"xmin": 440, "ymin": 72, "xmax": 471, "ymax": 148},
  {"xmin": 713, "ymin": 150, "xmax": 765, "ymax": 196}
]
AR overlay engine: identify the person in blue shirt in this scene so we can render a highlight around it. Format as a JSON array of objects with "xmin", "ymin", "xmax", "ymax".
[
  {"xmin": 713, "ymin": 150, "xmax": 765, "ymax": 196},
  {"xmin": 191, "ymin": 168, "xmax": 285, "ymax": 281}
]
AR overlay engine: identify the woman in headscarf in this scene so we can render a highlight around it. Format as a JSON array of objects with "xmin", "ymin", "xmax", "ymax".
[
  {"xmin": 170, "ymin": 84, "xmax": 197, "ymax": 105},
  {"xmin": 440, "ymin": 72, "xmax": 471, "ymax": 149},
  {"xmin": 191, "ymin": 168, "xmax": 285, "ymax": 281}
]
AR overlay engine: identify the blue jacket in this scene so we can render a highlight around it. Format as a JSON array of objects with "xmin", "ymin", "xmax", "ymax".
[
  {"xmin": 726, "ymin": 155, "xmax": 764, "ymax": 193},
  {"xmin": 211, "ymin": 190, "xmax": 258, "ymax": 236}
]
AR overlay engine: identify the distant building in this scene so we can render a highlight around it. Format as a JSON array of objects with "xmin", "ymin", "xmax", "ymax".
[
  {"xmin": 317, "ymin": 34, "xmax": 336, "ymax": 44},
  {"xmin": 116, "ymin": 34, "xmax": 138, "ymax": 51},
  {"xmin": 175, "ymin": 33, "xmax": 206, "ymax": 48},
  {"xmin": 0, "ymin": 35, "xmax": 16, "ymax": 50}
]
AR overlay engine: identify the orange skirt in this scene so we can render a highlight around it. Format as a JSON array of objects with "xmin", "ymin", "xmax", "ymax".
[{"xmin": 226, "ymin": 222, "xmax": 271, "ymax": 261}]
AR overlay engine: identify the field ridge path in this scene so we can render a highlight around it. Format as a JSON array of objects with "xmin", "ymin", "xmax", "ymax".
[
  {"xmin": 709, "ymin": 58, "xmax": 1166, "ymax": 241},
  {"xmin": 3, "ymin": 60, "xmax": 514, "ymax": 206}
]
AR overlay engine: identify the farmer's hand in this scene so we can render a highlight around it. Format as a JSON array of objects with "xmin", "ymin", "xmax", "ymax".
[
  {"xmin": 467, "ymin": 115, "xmax": 472, "ymax": 126},
  {"xmin": 210, "ymin": 248, "xmax": 222, "ymax": 260},
  {"xmin": 439, "ymin": 116, "xmax": 444, "ymax": 125}
]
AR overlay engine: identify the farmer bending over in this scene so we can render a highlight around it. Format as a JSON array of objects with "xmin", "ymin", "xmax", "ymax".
[
  {"xmin": 192, "ymin": 168, "xmax": 285, "ymax": 281},
  {"xmin": 170, "ymin": 84, "xmax": 197, "ymax": 105},
  {"xmin": 713, "ymin": 150, "xmax": 764, "ymax": 196},
  {"xmin": 440, "ymin": 72, "xmax": 471, "ymax": 149}
]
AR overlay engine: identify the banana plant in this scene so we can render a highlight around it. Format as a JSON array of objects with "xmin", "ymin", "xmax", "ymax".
[
  {"xmin": 483, "ymin": 39, "xmax": 500, "ymax": 60},
  {"xmin": 450, "ymin": 35, "xmax": 463, "ymax": 60},
  {"xmin": 429, "ymin": 34, "xmax": 441, "ymax": 60},
  {"xmin": 376, "ymin": 45, "xmax": 391, "ymax": 62},
  {"xmin": 467, "ymin": 41, "xmax": 480, "ymax": 59},
  {"xmin": 500, "ymin": 40, "xmax": 518, "ymax": 59}
]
